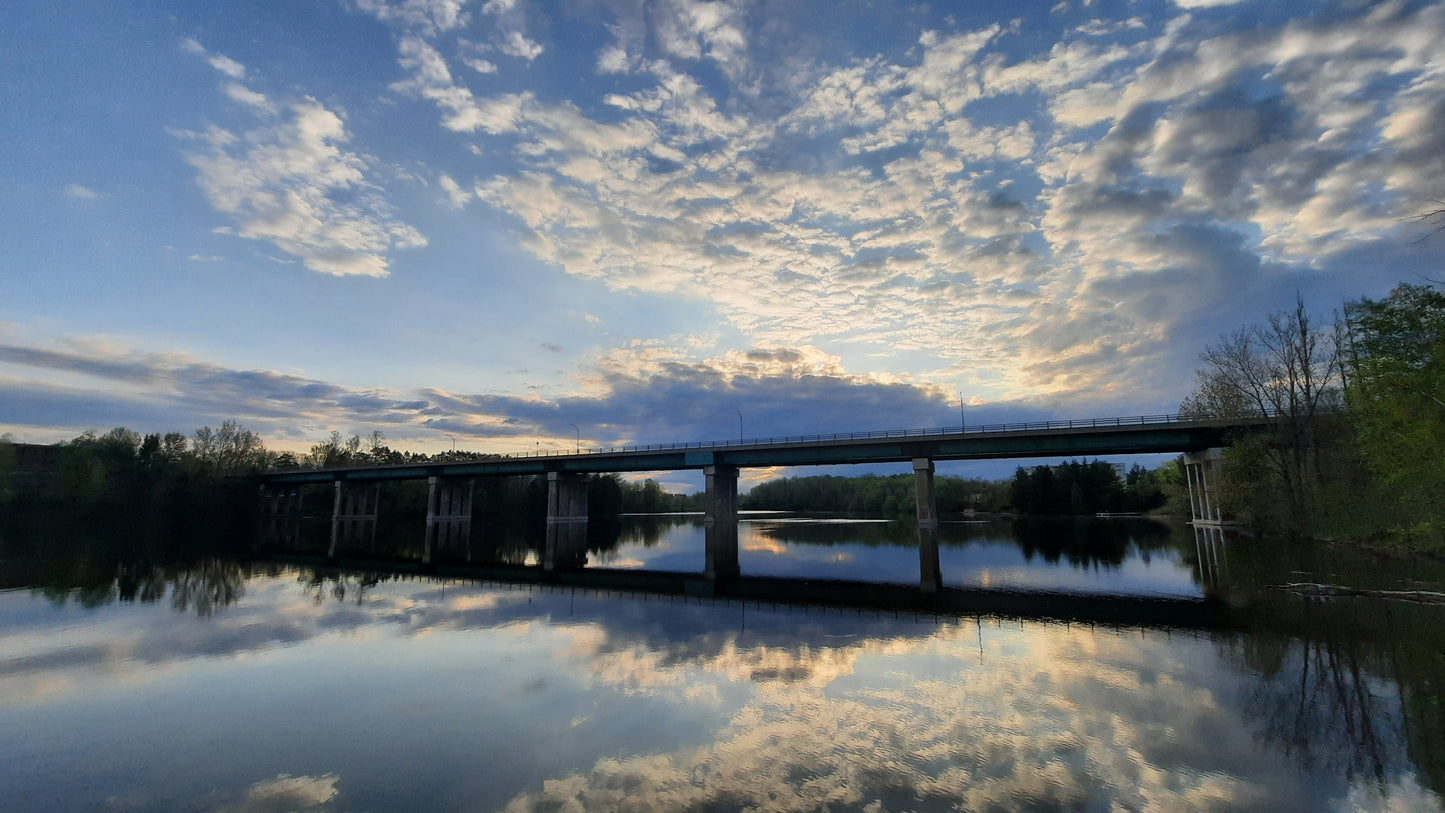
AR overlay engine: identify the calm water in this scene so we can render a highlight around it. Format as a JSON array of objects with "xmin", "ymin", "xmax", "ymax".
[{"xmin": 2, "ymin": 512, "xmax": 1443, "ymax": 811}]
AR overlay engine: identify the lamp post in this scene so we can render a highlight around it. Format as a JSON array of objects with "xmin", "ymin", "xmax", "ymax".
[
  {"xmin": 736, "ymin": 410, "xmax": 743, "ymax": 443},
  {"xmin": 447, "ymin": 434, "xmax": 456, "ymax": 452},
  {"xmin": 959, "ymin": 392, "xmax": 965, "ymax": 433},
  {"xmin": 569, "ymin": 423, "xmax": 580, "ymax": 454}
]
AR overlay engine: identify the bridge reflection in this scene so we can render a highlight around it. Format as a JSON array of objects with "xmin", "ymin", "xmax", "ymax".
[{"xmin": 259, "ymin": 516, "xmax": 1236, "ymax": 632}]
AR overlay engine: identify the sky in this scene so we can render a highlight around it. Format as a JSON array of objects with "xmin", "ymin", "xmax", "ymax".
[{"xmin": 3, "ymin": 0, "xmax": 1444, "ymax": 486}]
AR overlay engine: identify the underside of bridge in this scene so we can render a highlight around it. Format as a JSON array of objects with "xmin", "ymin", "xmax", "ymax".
[{"xmin": 258, "ymin": 415, "xmax": 1261, "ymax": 592}]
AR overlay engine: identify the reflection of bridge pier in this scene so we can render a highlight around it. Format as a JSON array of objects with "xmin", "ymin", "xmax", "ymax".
[
  {"xmin": 329, "ymin": 482, "xmax": 379, "ymax": 557},
  {"xmin": 1193, "ymin": 523, "xmax": 1230, "ymax": 592},
  {"xmin": 258, "ymin": 485, "xmax": 303, "ymax": 548},
  {"xmin": 425, "ymin": 476, "xmax": 473, "ymax": 564}
]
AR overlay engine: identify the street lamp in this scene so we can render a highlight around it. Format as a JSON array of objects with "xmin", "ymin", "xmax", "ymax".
[
  {"xmin": 736, "ymin": 410, "xmax": 743, "ymax": 443},
  {"xmin": 447, "ymin": 433, "xmax": 456, "ymax": 452},
  {"xmin": 569, "ymin": 423, "xmax": 580, "ymax": 454},
  {"xmin": 959, "ymin": 392, "xmax": 966, "ymax": 433}
]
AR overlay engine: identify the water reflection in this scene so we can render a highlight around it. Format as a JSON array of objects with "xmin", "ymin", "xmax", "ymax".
[
  {"xmin": 3, "ymin": 513, "xmax": 1444, "ymax": 810},
  {"xmin": 2, "ymin": 561, "xmax": 1441, "ymax": 811}
]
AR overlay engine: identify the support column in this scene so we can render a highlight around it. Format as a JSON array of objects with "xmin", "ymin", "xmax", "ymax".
[
  {"xmin": 546, "ymin": 472, "xmax": 589, "ymax": 523},
  {"xmin": 544, "ymin": 473, "xmax": 589, "ymax": 573},
  {"xmin": 1184, "ymin": 458, "xmax": 1202, "ymax": 522},
  {"xmin": 425, "ymin": 476, "xmax": 474, "ymax": 564},
  {"xmin": 329, "ymin": 481, "xmax": 379, "ymax": 558},
  {"xmin": 703, "ymin": 465, "xmax": 739, "ymax": 524},
  {"xmin": 913, "ymin": 458, "xmax": 942, "ymax": 593},
  {"xmin": 913, "ymin": 458, "xmax": 938, "ymax": 528},
  {"xmin": 1183, "ymin": 449, "xmax": 1230, "ymax": 526}
]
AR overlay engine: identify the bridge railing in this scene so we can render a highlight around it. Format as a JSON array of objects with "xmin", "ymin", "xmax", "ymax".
[{"xmin": 504, "ymin": 411, "xmax": 1254, "ymax": 459}]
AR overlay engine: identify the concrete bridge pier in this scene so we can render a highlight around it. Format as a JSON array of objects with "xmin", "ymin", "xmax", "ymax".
[
  {"xmin": 1183, "ymin": 449, "xmax": 1230, "ymax": 526},
  {"xmin": 544, "ymin": 473, "xmax": 589, "ymax": 572},
  {"xmin": 703, "ymin": 465, "xmax": 740, "ymax": 582},
  {"xmin": 914, "ymin": 458, "xmax": 942, "ymax": 592},
  {"xmin": 704, "ymin": 465, "xmax": 739, "ymax": 524},
  {"xmin": 425, "ymin": 476, "xmax": 474, "ymax": 564},
  {"xmin": 329, "ymin": 482, "xmax": 380, "ymax": 558},
  {"xmin": 546, "ymin": 472, "xmax": 589, "ymax": 524},
  {"xmin": 258, "ymin": 485, "xmax": 303, "ymax": 548}
]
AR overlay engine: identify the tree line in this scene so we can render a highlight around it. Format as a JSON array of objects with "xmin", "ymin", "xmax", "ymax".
[{"xmin": 1180, "ymin": 282, "xmax": 1444, "ymax": 550}]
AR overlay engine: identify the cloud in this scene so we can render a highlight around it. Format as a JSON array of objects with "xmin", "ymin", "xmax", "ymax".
[
  {"xmin": 370, "ymin": 0, "xmax": 1440, "ymax": 412},
  {"xmin": 176, "ymin": 98, "xmax": 425, "ymax": 277},
  {"xmin": 215, "ymin": 773, "xmax": 340, "ymax": 812},
  {"xmin": 351, "ymin": 0, "xmax": 471, "ymax": 36},
  {"xmin": 437, "ymin": 172, "xmax": 473, "ymax": 207},
  {"xmin": 464, "ymin": 56, "xmax": 498, "ymax": 74},
  {"xmin": 498, "ymin": 30, "xmax": 544, "ymax": 61},
  {"xmin": 181, "ymin": 37, "xmax": 247, "ymax": 79},
  {"xmin": 63, "ymin": 184, "xmax": 101, "ymax": 200},
  {"xmin": 222, "ymin": 82, "xmax": 274, "ymax": 112},
  {"xmin": 654, "ymin": 0, "xmax": 749, "ymax": 77},
  {"xmin": 0, "ymin": 334, "xmax": 965, "ymax": 450}
]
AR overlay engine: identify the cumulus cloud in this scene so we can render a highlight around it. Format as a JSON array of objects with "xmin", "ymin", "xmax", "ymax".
[
  {"xmin": 351, "ymin": 0, "xmax": 471, "ymax": 36},
  {"xmin": 364, "ymin": 0, "xmax": 1436, "ymax": 410},
  {"xmin": 176, "ymin": 98, "xmax": 425, "ymax": 277},
  {"xmin": 498, "ymin": 30, "xmax": 544, "ymax": 61},
  {"xmin": 161, "ymin": 1, "xmax": 1445, "ymax": 421}
]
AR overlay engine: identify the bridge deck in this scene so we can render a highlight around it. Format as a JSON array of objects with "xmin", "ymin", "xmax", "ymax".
[{"xmin": 260, "ymin": 414, "xmax": 1269, "ymax": 485}]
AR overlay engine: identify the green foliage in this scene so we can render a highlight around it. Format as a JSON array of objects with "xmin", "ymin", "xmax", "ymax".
[
  {"xmin": 1343, "ymin": 283, "xmax": 1445, "ymax": 524},
  {"xmin": 741, "ymin": 472, "xmax": 1011, "ymax": 514},
  {"xmin": 1009, "ymin": 459, "xmax": 1164, "ymax": 515},
  {"xmin": 613, "ymin": 477, "xmax": 689, "ymax": 513}
]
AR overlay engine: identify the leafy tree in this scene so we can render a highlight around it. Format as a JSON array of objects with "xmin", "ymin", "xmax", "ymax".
[
  {"xmin": 306, "ymin": 430, "xmax": 361, "ymax": 468},
  {"xmin": 1343, "ymin": 283, "xmax": 1445, "ymax": 529}
]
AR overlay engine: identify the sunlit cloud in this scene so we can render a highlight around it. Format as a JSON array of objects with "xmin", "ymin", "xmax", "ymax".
[{"xmin": 215, "ymin": 772, "xmax": 340, "ymax": 812}]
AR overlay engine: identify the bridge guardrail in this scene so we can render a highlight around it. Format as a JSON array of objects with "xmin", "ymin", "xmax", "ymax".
[
  {"xmin": 501, "ymin": 411, "xmax": 1269, "ymax": 460},
  {"xmin": 263, "ymin": 410, "xmax": 1296, "ymax": 476}
]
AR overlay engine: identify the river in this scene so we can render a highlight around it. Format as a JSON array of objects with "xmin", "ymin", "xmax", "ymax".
[{"xmin": 1, "ymin": 511, "xmax": 1442, "ymax": 811}]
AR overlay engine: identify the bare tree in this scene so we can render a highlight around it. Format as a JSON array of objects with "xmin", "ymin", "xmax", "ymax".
[{"xmin": 1181, "ymin": 298, "xmax": 1343, "ymax": 533}]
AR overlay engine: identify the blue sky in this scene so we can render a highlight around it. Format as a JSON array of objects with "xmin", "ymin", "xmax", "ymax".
[{"xmin": 3, "ymin": 0, "xmax": 1443, "ymax": 485}]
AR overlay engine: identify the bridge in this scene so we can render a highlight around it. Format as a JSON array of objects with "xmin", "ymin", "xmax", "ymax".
[{"xmin": 257, "ymin": 412, "xmax": 1264, "ymax": 591}]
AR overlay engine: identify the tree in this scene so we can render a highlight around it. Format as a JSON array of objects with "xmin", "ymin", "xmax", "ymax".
[
  {"xmin": 306, "ymin": 431, "xmax": 362, "ymax": 468},
  {"xmin": 1343, "ymin": 283, "xmax": 1445, "ymax": 524},
  {"xmin": 192, "ymin": 420, "xmax": 268, "ymax": 475},
  {"xmin": 1181, "ymin": 298, "xmax": 1344, "ymax": 534}
]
